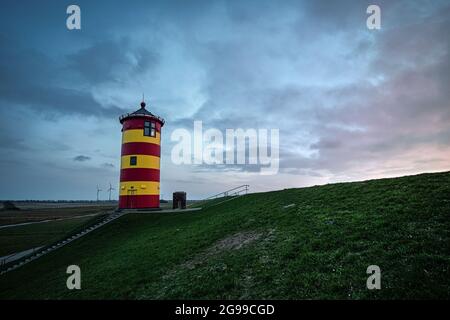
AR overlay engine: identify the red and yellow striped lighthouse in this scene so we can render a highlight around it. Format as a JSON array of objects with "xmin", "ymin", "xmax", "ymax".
[{"xmin": 118, "ymin": 101, "xmax": 164, "ymax": 209}]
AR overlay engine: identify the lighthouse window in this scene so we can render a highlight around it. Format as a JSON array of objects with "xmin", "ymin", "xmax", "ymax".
[
  {"xmin": 144, "ymin": 121, "xmax": 156, "ymax": 137},
  {"xmin": 151, "ymin": 122, "xmax": 156, "ymax": 137},
  {"xmin": 130, "ymin": 156, "xmax": 137, "ymax": 166}
]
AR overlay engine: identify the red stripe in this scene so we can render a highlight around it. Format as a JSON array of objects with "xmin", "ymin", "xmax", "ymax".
[
  {"xmin": 121, "ymin": 142, "xmax": 160, "ymax": 157},
  {"xmin": 122, "ymin": 118, "xmax": 162, "ymax": 131},
  {"xmin": 119, "ymin": 195, "xmax": 159, "ymax": 209},
  {"xmin": 120, "ymin": 168, "xmax": 160, "ymax": 182}
]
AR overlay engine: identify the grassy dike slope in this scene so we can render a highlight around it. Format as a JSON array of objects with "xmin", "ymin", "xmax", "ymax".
[{"xmin": 1, "ymin": 172, "xmax": 449, "ymax": 299}]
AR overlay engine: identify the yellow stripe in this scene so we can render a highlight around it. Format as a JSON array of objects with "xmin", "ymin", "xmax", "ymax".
[
  {"xmin": 121, "ymin": 155, "xmax": 160, "ymax": 169},
  {"xmin": 122, "ymin": 129, "xmax": 161, "ymax": 144},
  {"xmin": 119, "ymin": 181, "xmax": 160, "ymax": 196}
]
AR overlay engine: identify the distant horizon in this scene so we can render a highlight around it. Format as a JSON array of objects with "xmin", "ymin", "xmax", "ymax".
[{"xmin": 3, "ymin": 169, "xmax": 448, "ymax": 202}]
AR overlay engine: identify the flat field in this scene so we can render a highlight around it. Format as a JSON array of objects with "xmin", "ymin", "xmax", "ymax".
[{"xmin": 0, "ymin": 204, "xmax": 116, "ymax": 226}]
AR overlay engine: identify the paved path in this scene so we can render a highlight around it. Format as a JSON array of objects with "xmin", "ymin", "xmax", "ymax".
[
  {"xmin": 0, "ymin": 247, "xmax": 43, "ymax": 265},
  {"xmin": 0, "ymin": 213, "xmax": 104, "ymax": 230},
  {"xmin": 125, "ymin": 207, "xmax": 203, "ymax": 214}
]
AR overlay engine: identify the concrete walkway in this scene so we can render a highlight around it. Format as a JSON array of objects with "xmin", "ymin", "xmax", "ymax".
[
  {"xmin": 0, "ymin": 247, "xmax": 43, "ymax": 265},
  {"xmin": 0, "ymin": 213, "xmax": 104, "ymax": 230},
  {"xmin": 123, "ymin": 207, "xmax": 203, "ymax": 214}
]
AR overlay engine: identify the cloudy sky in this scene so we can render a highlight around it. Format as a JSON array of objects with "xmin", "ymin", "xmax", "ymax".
[{"xmin": 0, "ymin": 0, "xmax": 449, "ymax": 200}]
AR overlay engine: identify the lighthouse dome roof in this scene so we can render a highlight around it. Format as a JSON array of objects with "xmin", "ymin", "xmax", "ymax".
[{"xmin": 119, "ymin": 101, "xmax": 165, "ymax": 125}]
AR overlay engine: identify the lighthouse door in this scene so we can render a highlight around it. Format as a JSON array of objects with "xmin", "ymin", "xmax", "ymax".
[{"xmin": 127, "ymin": 188, "xmax": 137, "ymax": 208}]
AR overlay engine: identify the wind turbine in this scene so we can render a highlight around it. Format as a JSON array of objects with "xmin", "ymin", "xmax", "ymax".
[
  {"xmin": 96, "ymin": 185, "xmax": 102, "ymax": 202},
  {"xmin": 107, "ymin": 183, "xmax": 115, "ymax": 201}
]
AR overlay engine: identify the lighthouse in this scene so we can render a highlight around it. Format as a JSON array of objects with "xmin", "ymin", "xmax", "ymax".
[{"xmin": 118, "ymin": 100, "xmax": 165, "ymax": 209}]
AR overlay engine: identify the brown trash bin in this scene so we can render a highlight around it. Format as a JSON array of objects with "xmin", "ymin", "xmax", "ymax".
[{"xmin": 173, "ymin": 192, "xmax": 187, "ymax": 209}]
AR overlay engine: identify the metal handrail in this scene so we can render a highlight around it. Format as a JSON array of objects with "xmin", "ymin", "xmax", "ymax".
[
  {"xmin": 186, "ymin": 185, "xmax": 249, "ymax": 209},
  {"xmin": 204, "ymin": 185, "xmax": 249, "ymax": 200}
]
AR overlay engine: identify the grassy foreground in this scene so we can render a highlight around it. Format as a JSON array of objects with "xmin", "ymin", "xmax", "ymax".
[
  {"xmin": 0, "ymin": 217, "xmax": 95, "ymax": 257},
  {"xmin": 0, "ymin": 171, "xmax": 449, "ymax": 299},
  {"xmin": 0, "ymin": 205, "xmax": 116, "ymax": 226}
]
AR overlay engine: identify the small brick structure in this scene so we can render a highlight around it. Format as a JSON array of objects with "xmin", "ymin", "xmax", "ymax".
[{"xmin": 173, "ymin": 191, "xmax": 187, "ymax": 209}]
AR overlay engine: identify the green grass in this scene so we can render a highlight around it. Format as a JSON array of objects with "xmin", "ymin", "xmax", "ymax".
[
  {"xmin": 0, "ymin": 205, "xmax": 115, "ymax": 226},
  {"xmin": 189, "ymin": 196, "xmax": 236, "ymax": 209},
  {"xmin": 0, "ymin": 171, "xmax": 449, "ymax": 299},
  {"xmin": 0, "ymin": 216, "xmax": 98, "ymax": 257}
]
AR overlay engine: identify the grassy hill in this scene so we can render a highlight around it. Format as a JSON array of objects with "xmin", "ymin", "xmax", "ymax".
[
  {"xmin": 1, "ymin": 171, "xmax": 449, "ymax": 299},
  {"xmin": 0, "ymin": 216, "xmax": 95, "ymax": 257}
]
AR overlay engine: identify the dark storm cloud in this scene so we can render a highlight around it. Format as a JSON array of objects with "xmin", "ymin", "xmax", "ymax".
[
  {"xmin": 102, "ymin": 163, "xmax": 115, "ymax": 168},
  {"xmin": 300, "ymin": 0, "xmax": 370, "ymax": 32},
  {"xmin": 0, "ymin": 34, "xmax": 159, "ymax": 119},
  {"xmin": 320, "ymin": 12, "xmax": 450, "ymax": 137},
  {"xmin": 310, "ymin": 139, "xmax": 342, "ymax": 150},
  {"xmin": 73, "ymin": 155, "xmax": 91, "ymax": 162},
  {"xmin": 0, "ymin": 37, "xmax": 122, "ymax": 119},
  {"xmin": 67, "ymin": 38, "xmax": 159, "ymax": 84},
  {"xmin": 165, "ymin": 0, "xmax": 450, "ymax": 177},
  {"xmin": 0, "ymin": 124, "xmax": 28, "ymax": 151}
]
